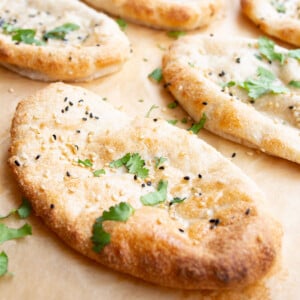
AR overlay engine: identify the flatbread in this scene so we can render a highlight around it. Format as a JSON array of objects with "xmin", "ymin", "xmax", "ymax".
[
  {"xmin": 0, "ymin": 0, "xmax": 130, "ymax": 82},
  {"xmin": 8, "ymin": 83, "xmax": 281, "ymax": 290},
  {"xmin": 162, "ymin": 35, "xmax": 300, "ymax": 164},
  {"xmin": 241, "ymin": 0, "xmax": 300, "ymax": 46},
  {"xmin": 82, "ymin": 0, "xmax": 222, "ymax": 30}
]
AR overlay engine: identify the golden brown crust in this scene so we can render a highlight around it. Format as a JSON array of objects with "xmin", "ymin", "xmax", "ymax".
[
  {"xmin": 82, "ymin": 0, "xmax": 223, "ymax": 30},
  {"xmin": 0, "ymin": 0, "xmax": 130, "ymax": 82},
  {"xmin": 162, "ymin": 35, "xmax": 300, "ymax": 164},
  {"xmin": 241, "ymin": 0, "xmax": 300, "ymax": 46},
  {"xmin": 8, "ymin": 83, "xmax": 281, "ymax": 289}
]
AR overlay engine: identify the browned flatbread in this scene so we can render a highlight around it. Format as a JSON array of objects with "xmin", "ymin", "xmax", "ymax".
[
  {"xmin": 9, "ymin": 83, "xmax": 281, "ymax": 290},
  {"xmin": 241, "ymin": 0, "xmax": 300, "ymax": 46},
  {"xmin": 82, "ymin": 0, "xmax": 222, "ymax": 30},
  {"xmin": 0, "ymin": 0, "xmax": 130, "ymax": 82},
  {"xmin": 162, "ymin": 35, "xmax": 300, "ymax": 164}
]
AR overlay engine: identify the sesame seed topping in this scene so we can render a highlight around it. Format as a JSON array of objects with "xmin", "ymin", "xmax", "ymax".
[
  {"xmin": 64, "ymin": 97, "xmax": 68, "ymax": 102},
  {"xmin": 245, "ymin": 208, "xmax": 251, "ymax": 215},
  {"xmin": 134, "ymin": 175, "xmax": 137, "ymax": 180},
  {"xmin": 82, "ymin": 117, "xmax": 87, "ymax": 121},
  {"xmin": 202, "ymin": 102, "xmax": 208, "ymax": 105},
  {"xmin": 178, "ymin": 228, "xmax": 185, "ymax": 233},
  {"xmin": 198, "ymin": 174, "xmax": 202, "ymax": 178},
  {"xmin": 35, "ymin": 154, "xmax": 41, "ymax": 160},
  {"xmin": 235, "ymin": 57, "xmax": 241, "ymax": 63},
  {"xmin": 218, "ymin": 70, "xmax": 226, "ymax": 77},
  {"xmin": 14, "ymin": 160, "xmax": 21, "ymax": 166},
  {"xmin": 52, "ymin": 134, "xmax": 57, "ymax": 140},
  {"xmin": 153, "ymin": 118, "xmax": 158, "ymax": 122},
  {"xmin": 66, "ymin": 171, "xmax": 71, "ymax": 177},
  {"xmin": 141, "ymin": 183, "xmax": 146, "ymax": 188},
  {"xmin": 183, "ymin": 176, "xmax": 190, "ymax": 180},
  {"xmin": 146, "ymin": 181, "xmax": 152, "ymax": 186},
  {"xmin": 159, "ymin": 166, "xmax": 165, "ymax": 170},
  {"xmin": 231, "ymin": 152, "xmax": 236, "ymax": 158},
  {"xmin": 50, "ymin": 204, "xmax": 55, "ymax": 209}
]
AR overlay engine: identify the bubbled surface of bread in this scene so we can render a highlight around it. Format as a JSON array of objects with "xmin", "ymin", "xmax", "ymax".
[
  {"xmin": 0, "ymin": 0, "xmax": 130, "ymax": 82},
  {"xmin": 82, "ymin": 0, "xmax": 222, "ymax": 30},
  {"xmin": 9, "ymin": 83, "xmax": 281, "ymax": 290}
]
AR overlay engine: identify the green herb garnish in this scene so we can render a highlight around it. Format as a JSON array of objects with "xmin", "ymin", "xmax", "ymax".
[
  {"xmin": 148, "ymin": 68, "xmax": 163, "ymax": 83},
  {"xmin": 145, "ymin": 104, "xmax": 159, "ymax": 117},
  {"xmin": 93, "ymin": 169, "xmax": 106, "ymax": 177},
  {"xmin": 0, "ymin": 223, "xmax": 32, "ymax": 244},
  {"xmin": 0, "ymin": 198, "xmax": 31, "ymax": 220},
  {"xmin": 271, "ymin": 1, "xmax": 286, "ymax": 13},
  {"xmin": 116, "ymin": 18, "xmax": 127, "ymax": 31},
  {"xmin": 110, "ymin": 153, "xmax": 149, "ymax": 179},
  {"xmin": 239, "ymin": 67, "xmax": 288, "ymax": 100},
  {"xmin": 78, "ymin": 159, "xmax": 93, "ymax": 168},
  {"xmin": 43, "ymin": 23, "xmax": 80, "ymax": 40},
  {"xmin": 188, "ymin": 113, "xmax": 207, "ymax": 134},
  {"xmin": 222, "ymin": 81, "xmax": 236, "ymax": 88},
  {"xmin": 167, "ymin": 30, "xmax": 186, "ymax": 39},
  {"xmin": 92, "ymin": 202, "xmax": 134, "ymax": 252},
  {"xmin": 289, "ymin": 80, "xmax": 300, "ymax": 88},
  {"xmin": 288, "ymin": 49, "xmax": 300, "ymax": 60},
  {"xmin": 0, "ymin": 252, "xmax": 8, "ymax": 277},
  {"xmin": 170, "ymin": 197, "xmax": 186, "ymax": 205},
  {"xmin": 167, "ymin": 101, "xmax": 178, "ymax": 109},
  {"xmin": 140, "ymin": 180, "xmax": 168, "ymax": 206},
  {"xmin": 258, "ymin": 36, "xmax": 285, "ymax": 64},
  {"xmin": 167, "ymin": 119, "xmax": 178, "ymax": 125},
  {"xmin": 154, "ymin": 156, "xmax": 167, "ymax": 168}
]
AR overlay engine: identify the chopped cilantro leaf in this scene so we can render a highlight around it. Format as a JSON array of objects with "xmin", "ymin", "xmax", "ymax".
[
  {"xmin": 12, "ymin": 29, "xmax": 44, "ymax": 45},
  {"xmin": 154, "ymin": 156, "xmax": 167, "ymax": 168},
  {"xmin": 92, "ymin": 202, "xmax": 134, "ymax": 252},
  {"xmin": 43, "ymin": 23, "xmax": 80, "ymax": 40},
  {"xmin": 222, "ymin": 81, "xmax": 236, "ymax": 88},
  {"xmin": 148, "ymin": 68, "xmax": 163, "ymax": 83},
  {"xmin": 188, "ymin": 113, "xmax": 207, "ymax": 134},
  {"xmin": 145, "ymin": 104, "xmax": 159, "ymax": 117},
  {"xmin": 181, "ymin": 117, "xmax": 188, "ymax": 124},
  {"xmin": 93, "ymin": 169, "xmax": 106, "ymax": 177},
  {"xmin": 140, "ymin": 180, "xmax": 168, "ymax": 206},
  {"xmin": 110, "ymin": 153, "xmax": 149, "ymax": 179},
  {"xmin": 17, "ymin": 198, "xmax": 31, "ymax": 219},
  {"xmin": 0, "ymin": 252, "xmax": 8, "ymax": 276},
  {"xmin": 288, "ymin": 49, "xmax": 300, "ymax": 60},
  {"xmin": 0, "ymin": 223, "xmax": 32, "ymax": 244},
  {"xmin": 271, "ymin": 1, "xmax": 286, "ymax": 13},
  {"xmin": 289, "ymin": 80, "xmax": 300, "ymax": 88},
  {"xmin": 239, "ymin": 67, "xmax": 288, "ymax": 99},
  {"xmin": 78, "ymin": 159, "xmax": 93, "ymax": 167},
  {"xmin": 2, "ymin": 23, "xmax": 17, "ymax": 34},
  {"xmin": 116, "ymin": 18, "xmax": 127, "ymax": 31},
  {"xmin": 167, "ymin": 119, "xmax": 178, "ymax": 125},
  {"xmin": 258, "ymin": 36, "xmax": 285, "ymax": 64},
  {"xmin": 167, "ymin": 101, "xmax": 178, "ymax": 109},
  {"xmin": 167, "ymin": 30, "xmax": 186, "ymax": 39},
  {"xmin": 170, "ymin": 197, "xmax": 186, "ymax": 205}
]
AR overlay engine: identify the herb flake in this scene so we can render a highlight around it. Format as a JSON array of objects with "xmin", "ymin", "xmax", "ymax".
[
  {"xmin": 0, "ymin": 252, "xmax": 8, "ymax": 276},
  {"xmin": 148, "ymin": 68, "xmax": 163, "ymax": 83},
  {"xmin": 258, "ymin": 36, "xmax": 285, "ymax": 64},
  {"xmin": 140, "ymin": 180, "xmax": 168, "ymax": 206},
  {"xmin": 188, "ymin": 113, "xmax": 207, "ymax": 134},
  {"xmin": 0, "ymin": 223, "xmax": 32, "ymax": 244}
]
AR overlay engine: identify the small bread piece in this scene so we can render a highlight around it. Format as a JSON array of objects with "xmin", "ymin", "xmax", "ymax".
[
  {"xmin": 241, "ymin": 0, "xmax": 300, "ymax": 46},
  {"xmin": 82, "ymin": 0, "xmax": 222, "ymax": 30},
  {"xmin": 0, "ymin": 0, "xmax": 130, "ymax": 82},
  {"xmin": 9, "ymin": 83, "xmax": 281, "ymax": 290},
  {"xmin": 162, "ymin": 35, "xmax": 300, "ymax": 164}
]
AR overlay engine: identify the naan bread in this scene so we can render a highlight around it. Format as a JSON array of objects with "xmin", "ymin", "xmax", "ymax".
[
  {"xmin": 9, "ymin": 83, "xmax": 281, "ymax": 290},
  {"xmin": 0, "ymin": 0, "xmax": 130, "ymax": 82},
  {"xmin": 241, "ymin": 0, "xmax": 300, "ymax": 46},
  {"xmin": 82, "ymin": 0, "xmax": 222, "ymax": 30},
  {"xmin": 162, "ymin": 35, "xmax": 300, "ymax": 164}
]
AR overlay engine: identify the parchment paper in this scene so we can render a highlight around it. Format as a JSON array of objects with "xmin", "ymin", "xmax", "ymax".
[{"xmin": 0, "ymin": 1, "xmax": 299, "ymax": 299}]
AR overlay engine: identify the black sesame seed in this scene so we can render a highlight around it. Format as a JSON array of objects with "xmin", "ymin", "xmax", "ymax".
[
  {"xmin": 218, "ymin": 70, "xmax": 226, "ymax": 77},
  {"xmin": 134, "ymin": 175, "xmax": 137, "ymax": 180},
  {"xmin": 153, "ymin": 118, "xmax": 158, "ymax": 122},
  {"xmin": 96, "ymin": 44, "xmax": 100, "ymax": 47},
  {"xmin": 50, "ymin": 204, "xmax": 55, "ymax": 209},
  {"xmin": 89, "ymin": 113, "xmax": 93, "ymax": 118},
  {"xmin": 198, "ymin": 192, "xmax": 202, "ymax": 196},
  {"xmin": 288, "ymin": 105, "xmax": 294, "ymax": 110},
  {"xmin": 245, "ymin": 208, "xmax": 251, "ymax": 215},
  {"xmin": 231, "ymin": 152, "xmax": 236, "ymax": 158},
  {"xmin": 65, "ymin": 106, "xmax": 69, "ymax": 111},
  {"xmin": 146, "ymin": 181, "xmax": 152, "ymax": 186},
  {"xmin": 74, "ymin": 145, "xmax": 79, "ymax": 151},
  {"xmin": 141, "ymin": 183, "xmax": 146, "ymax": 188},
  {"xmin": 163, "ymin": 82, "xmax": 171, "ymax": 88},
  {"xmin": 202, "ymin": 102, "xmax": 208, "ymax": 105},
  {"xmin": 235, "ymin": 57, "xmax": 241, "ymax": 63},
  {"xmin": 178, "ymin": 228, "xmax": 185, "ymax": 233},
  {"xmin": 66, "ymin": 171, "xmax": 71, "ymax": 177},
  {"xmin": 64, "ymin": 97, "xmax": 68, "ymax": 102},
  {"xmin": 61, "ymin": 109, "xmax": 64, "ymax": 113},
  {"xmin": 183, "ymin": 176, "xmax": 190, "ymax": 180},
  {"xmin": 94, "ymin": 116, "xmax": 99, "ymax": 120},
  {"xmin": 229, "ymin": 92, "xmax": 233, "ymax": 96},
  {"xmin": 159, "ymin": 166, "xmax": 165, "ymax": 170},
  {"xmin": 209, "ymin": 218, "xmax": 216, "ymax": 223},
  {"xmin": 250, "ymin": 100, "xmax": 255, "ymax": 104},
  {"xmin": 78, "ymin": 99, "xmax": 84, "ymax": 103},
  {"xmin": 82, "ymin": 117, "xmax": 87, "ymax": 121},
  {"xmin": 215, "ymin": 219, "xmax": 220, "ymax": 226},
  {"xmin": 69, "ymin": 101, "xmax": 73, "ymax": 106},
  {"xmin": 14, "ymin": 160, "xmax": 21, "ymax": 166},
  {"xmin": 85, "ymin": 111, "xmax": 89, "ymax": 115},
  {"xmin": 52, "ymin": 134, "xmax": 57, "ymax": 140},
  {"xmin": 198, "ymin": 174, "xmax": 202, "ymax": 179},
  {"xmin": 76, "ymin": 130, "xmax": 81, "ymax": 134},
  {"xmin": 35, "ymin": 154, "xmax": 41, "ymax": 160},
  {"xmin": 209, "ymin": 33, "xmax": 214, "ymax": 37}
]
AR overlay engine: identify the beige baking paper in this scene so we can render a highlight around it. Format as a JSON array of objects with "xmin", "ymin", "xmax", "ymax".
[{"xmin": 0, "ymin": 1, "xmax": 299, "ymax": 299}]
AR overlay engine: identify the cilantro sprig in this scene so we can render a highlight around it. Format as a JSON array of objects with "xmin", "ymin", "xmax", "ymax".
[
  {"xmin": 258, "ymin": 36, "xmax": 285, "ymax": 64},
  {"xmin": 140, "ymin": 180, "xmax": 168, "ymax": 206},
  {"xmin": 110, "ymin": 153, "xmax": 149, "ymax": 179},
  {"xmin": 92, "ymin": 202, "xmax": 134, "ymax": 252},
  {"xmin": 170, "ymin": 197, "xmax": 186, "ymax": 205},
  {"xmin": 0, "ymin": 223, "xmax": 32, "ymax": 244},
  {"xmin": 0, "ymin": 198, "xmax": 31, "ymax": 220},
  {"xmin": 154, "ymin": 156, "xmax": 167, "ymax": 169},
  {"xmin": 78, "ymin": 159, "xmax": 93, "ymax": 168},
  {"xmin": 167, "ymin": 30, "xmax": 186, "ymax": 39},
  {"xmin": 148, "ymin": 68, "xmax": 163, "ymax": 83},
  {"xmin": 116, "ymin": 18, "xmax": 127, "ymax": 31},
  {"xmin": 239, "ymin": 67, "xmax": 288, "ymax": 100},
  {"xmin": 289, "ymin": 80, "xmax": 300, "ymax": 88},
  {"xmin": 188, "ymin": 113, "xmax": 207, "ymax": 134},
  {"xmin": 43, "ymin": 23, "xmax": 80, "ymax": 40},
  {"xmin": 0, "ymin": 252, "xmax": 8, "ymax": 276}
]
